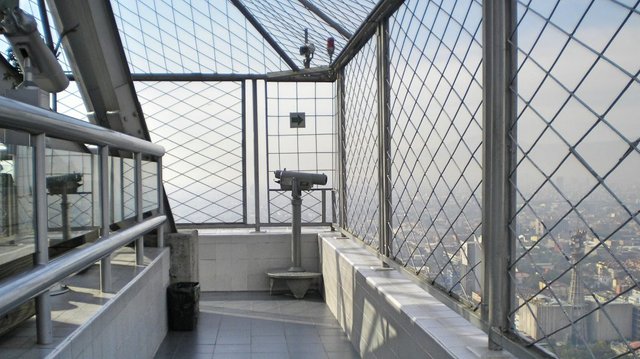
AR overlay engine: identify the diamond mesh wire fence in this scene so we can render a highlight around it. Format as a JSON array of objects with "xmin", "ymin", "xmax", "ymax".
[
  {"xmin": 342, "ymin": 38, "xmax": 379, "ymax": 247},
  {"xmin": 300, "ymin": 0, "xmax": 378, "ymax": 36},
  {"xmin": 237, "ymin": 0, "xmax": 349, "ymax": 69},
  {"xmin": 508, "ymin": 0, "xmax": 640, "ymax": 357},
  {"xmin": 136, "ymin": 81, "xmax": 245, "ymax": 224},
  {"xmin": 387, "ymin": 0, "xmax": 484, "ymax": 305},
  {"xmin": 266, "ymin": 81, "xmax": 335, "ymax": 224},
  {"xmin": 110, "ymin": 0, "xmax": 286, "ymax": 74}
]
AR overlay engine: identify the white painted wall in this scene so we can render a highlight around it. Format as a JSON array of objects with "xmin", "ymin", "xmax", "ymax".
[
  {"xmin": 198, "ymin": 232, "xmax": 320, "ymax": 291},
  {"xmin": 49, "ymin": 249, "xmax": 170, "ymax": 359}
]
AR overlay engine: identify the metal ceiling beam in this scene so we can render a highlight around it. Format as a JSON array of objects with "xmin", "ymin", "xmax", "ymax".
[
  {"xmin": 229, "ymin": 0, "xmax": 300, "ymax": 72},
  {"xmin": 45, "ymin": 0, "xmax": 148, "ymax": 138},
  {"xmin": 45, "ymin": 0, "xmax": 177, "ymax": 233},
  {"xmin": 331, "ymin": 0, "xmax": 404, "ymax": 71},
  {"xmin": 297, "ymin": 0, "xmax": 352, "ymax": 39}
]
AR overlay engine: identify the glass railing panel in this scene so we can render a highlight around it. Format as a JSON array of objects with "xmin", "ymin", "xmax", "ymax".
[
  {"xmin": 0, "ymin": 131, "xmax": 35, "ymax": 266},
  {"xmin": 45, "ymin": 145, "xmax": 98, "ymax": 253},
  {"xmin": 142, "ymin": 159, "xmax": 158, "ymax": 213}
]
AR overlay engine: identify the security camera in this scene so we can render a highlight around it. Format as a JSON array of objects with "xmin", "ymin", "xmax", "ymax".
[
  {"xmin": 274, "ymin": 169, "xmax": 327, "ymax": 192},
  {"xmin": 1, "ymin": 4, "xmax": 69, "ymax": 92}
]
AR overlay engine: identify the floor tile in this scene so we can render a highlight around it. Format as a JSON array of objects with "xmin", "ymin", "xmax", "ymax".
[{"xmin": 154, "ymin": 292, "xmax": 359, "ymax": 359}]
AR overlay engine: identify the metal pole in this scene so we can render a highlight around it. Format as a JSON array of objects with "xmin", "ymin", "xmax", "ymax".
[
  {"xmin": 336, "ymin": 69, "xmax": 348, "ymax": 229},
  {"xmin": 252, "ymin": 79, "xmax": 262, "ymax": 232},
  {"xmin": 321, "ymin": 190, "xmax": 326, "ymax": 223},
  {"xmin": 0, "ymin": 216, "xmax": 166, "ymax": 316},
  {"xmin": 33, "ymin": 133, "xmax": 52, "ymax": 344},
  {"xmin": 99, "ymin": 146, "xmax": 112, "ymax": 293},
  {"xmin": 134, "ymin": 152, "xmax": 144, "ymax": 265},
  {"xmin": 241, "ymin": 81, "xmax": 248, "ymax": 223},
  {"xmin": 157, "ymin": 156, "xmax": 164, "ymax": 248},
  {"xmin": 297, "ymin": 0, "xmax": 352, "ymax": 39},
  {"xmin": 229, "ymin": 0, "xmax": 300, "ymax": 71},
  {"xmin": 482, "ymin": 0, "xmax": 517, "ymax": 351},
  {"xmin": 289, "ymin": 180, "xmax": 303, "ymax": 272},
  {"xmin": 376, "ymin": 18, "xmax": 392, "ymax": 260}
]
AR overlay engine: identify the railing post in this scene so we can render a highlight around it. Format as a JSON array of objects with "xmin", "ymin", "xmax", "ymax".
[
  {"xmin": 99, "ymin": 145, "xmax": 112, "ymax": 292},
  {"xmin": 482, "ymin": 0, "xmax": 517, "ymax": 350},
  {"xmin": 33, "ymin": 133, "xmax": 52, "ymax": 344},
  {"xmin": 336, "ymin": 69, "xmax": 348, "ymax": 229},
  {"xmin": 157, "ymin": 156, "xmax": 165, "ymax": 247},
  {"xmin": 134, "ymin": 152, "xmax": 144, "ymax": 265},
  {"xmin": 377, "ymin": 18, "xmax": 392, "ymax": 259},
  {"xmin": 252, "ymin": 79, "xmax": 262, "ymax": 232},
  {"xmin": 241, "ymin": 81, "xmax": 248, "ymax": 224},
  {"xmin": 321, "ymin": 190, "xmax": 327, "ymax": 224}
]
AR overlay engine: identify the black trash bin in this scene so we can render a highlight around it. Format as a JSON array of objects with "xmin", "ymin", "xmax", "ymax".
[{"xmin": 167, "ymin": 282, "xmax": 200, "ymax": 331}]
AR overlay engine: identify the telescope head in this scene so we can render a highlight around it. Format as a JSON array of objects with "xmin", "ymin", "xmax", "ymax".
[
  {"xmin": 1, "ymin": 3, "xmax": 69, "ymax": 93},
  {"xmin": 46, "ymin": 173, "xmax": 83, "ymax": 195},
  {"xmin": 274, "ymin": 169, "xmax": 327, "ymax": 191}
]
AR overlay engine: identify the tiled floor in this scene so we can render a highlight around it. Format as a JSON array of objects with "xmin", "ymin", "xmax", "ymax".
[{"xmin": 154, "ymin": 292, "xmax": 359, "ymax": 359}]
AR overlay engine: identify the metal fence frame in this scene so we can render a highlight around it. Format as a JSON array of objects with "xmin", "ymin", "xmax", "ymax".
[{"xmin": 0, "ymin": 97, "xmax": 166, "ymax": 345}]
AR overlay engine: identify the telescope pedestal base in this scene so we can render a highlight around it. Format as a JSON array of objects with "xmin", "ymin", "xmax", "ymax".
[{"xmin": 266, "ymin": 270, "xmax": 322, "ymax": 299}]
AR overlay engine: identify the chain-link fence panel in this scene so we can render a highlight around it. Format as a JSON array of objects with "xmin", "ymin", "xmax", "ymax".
[
  {"xmin": 266, "ymin": 82, "xmax": 335, "ymax": 224},
  {"xmin": 509, "ymin": 1, "xmax": 640, "ymax": 357},
  {"xmin": 387, "ymin": 0, "xmax": 484, "ymax": 306},
  {"xmin": 343, "ymin": 39, "xmax": 379, "ymax": 247},
  {"xmin": 110, "ymin": 0, "xmax": 285, "ymax": 74},
  {"xmin": 136, "ymin": 81, "xmax": 245, "ymax": 224}
]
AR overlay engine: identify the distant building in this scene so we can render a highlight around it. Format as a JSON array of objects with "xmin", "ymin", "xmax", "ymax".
[{"xmin": 517, "ymin": 297, "xmax": 634, "ymax": 343}]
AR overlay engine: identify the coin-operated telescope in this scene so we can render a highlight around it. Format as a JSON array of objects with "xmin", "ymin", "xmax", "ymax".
[
  {"xmin": 46, "ymin": 173, "xmax": 83, "ymax": 241},
  {"xmin": 274, "ymin": 169, "xmax": 327, "ymax": 192},
  {"xmin": 1, "ymin": 1, "xmax": 69, "ymax": 92},
  {"xmin": 274, "ymin": 169, "xmax": 326, "ymax": 272},
  {"xmin": 46, "ymin": 173, "xmax": 83, "ymax": 195}
]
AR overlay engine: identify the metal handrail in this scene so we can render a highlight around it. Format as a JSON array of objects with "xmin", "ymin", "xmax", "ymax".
[
  {"xmin": 0, "ymin": 96, "xmax": 164, "ymax": 157},
  {"xmin": 0, "ymin": 215, "xmax": 166, "ymax": 316}
]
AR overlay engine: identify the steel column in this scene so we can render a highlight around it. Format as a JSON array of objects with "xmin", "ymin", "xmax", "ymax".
[
  {"xmin": 252, "ymin": 80, "xmax": 262, "ymax": 231},
  {"xmin": 482, "ymin": 0, "xmax": 517, "ymax": 351},
  {"xmin": 336, "ymin": 69, "xmax": 348, "ymax": 229},
  {"xmin": 321, "ymin": 190, "xmax": 327, "ymax": 223},
  {"xmin": 157, "ymin": 156, "xmax": 165, "ymax": 248},
  {"xmin": 134, "ymin": 152, "xmax": 144, "ymax": 265},
  {"xmin": 376, "ymin": 18, "xmax": 392, "ymax": 259},
  {"xmin": 289, "ymin": 181, "xmax": 303, "ymax": 272},
  {"xmin": 33, "ymin": 133, "xmax": 52, "ymax": 344},
  {"xmin": 99, "ymin": 145, "xmax": 112, "ymax": 293},
  {"xmin": 241, "ymin": 81, "xmax": 248, "ymax": 223}
]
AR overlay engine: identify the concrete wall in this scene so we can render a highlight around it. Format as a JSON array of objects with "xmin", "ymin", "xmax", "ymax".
[
  {"xmin": 49, "ymin": 248, "xmax": 170, "ymax": 359},
  {"xmin": 320, "ymin": 233, "xmax": 514, "ymax": 359},
  {"xmin": 199, "ymin": 232, "xmax": 320, "ymax": 291}
]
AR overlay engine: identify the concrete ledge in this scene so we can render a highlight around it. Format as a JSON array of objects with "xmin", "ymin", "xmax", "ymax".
[
  {"xmin": 320, "ymin": 233, "xmax": 515, "ymax": 359},
  {"xmin": 48, "ymin": 248, "xmax": 170, "ymax": 359}
]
